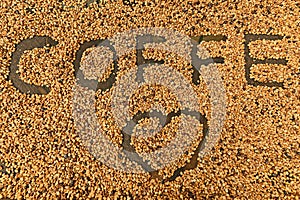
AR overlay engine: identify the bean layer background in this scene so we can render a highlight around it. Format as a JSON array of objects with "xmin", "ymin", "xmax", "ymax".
[{"xmin": 0, "ymin": 0, "xmax": 299, "ymax": 199}]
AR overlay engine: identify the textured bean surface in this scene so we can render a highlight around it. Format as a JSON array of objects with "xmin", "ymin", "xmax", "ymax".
[{"xmin": 0, "ymin": 0, "xmax": 299, "ymax": 199}]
